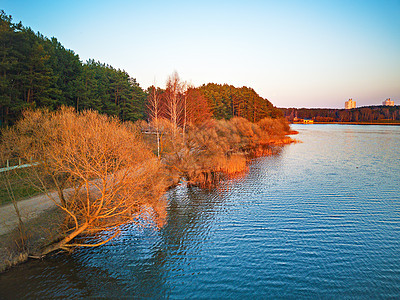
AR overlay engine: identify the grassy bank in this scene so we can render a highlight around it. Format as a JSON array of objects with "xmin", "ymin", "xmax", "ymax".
[{"xmin": 0, "ymin": 169, "xmax": 45, "ymax": 206}]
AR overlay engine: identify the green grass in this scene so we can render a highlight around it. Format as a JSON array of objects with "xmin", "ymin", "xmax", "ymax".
[{"xmin": 0, "ymin": 169, "xmax": 43, "ymax": 206}]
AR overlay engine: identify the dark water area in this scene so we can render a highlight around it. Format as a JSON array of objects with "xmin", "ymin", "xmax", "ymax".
[{"xmin": 1, "ymin": 124, "xmax": 400, "ymax": 298}]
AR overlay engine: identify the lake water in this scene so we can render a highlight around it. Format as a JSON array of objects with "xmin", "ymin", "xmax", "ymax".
[{"xmin": 1, "ymin": 124, "xmax": 400, "ymax": 298}]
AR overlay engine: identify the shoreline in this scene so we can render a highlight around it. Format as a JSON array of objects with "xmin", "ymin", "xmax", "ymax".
[{"xmin": 0, "ymin": 206, "xmax": 64, "ymax": 273}]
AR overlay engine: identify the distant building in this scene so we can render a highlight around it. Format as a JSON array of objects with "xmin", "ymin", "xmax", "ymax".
[
  {"xmin": 382, "ymin": 98, "xmax": 394, "ymax": 106},
  {"xmin": 345, "ymin": 98, "xmax": 356, "ymax": 109}
]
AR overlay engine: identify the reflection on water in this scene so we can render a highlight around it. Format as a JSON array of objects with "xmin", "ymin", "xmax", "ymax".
[{"xmin": 1, "ymin": 124, "xmax": 400, "ymax": 298}]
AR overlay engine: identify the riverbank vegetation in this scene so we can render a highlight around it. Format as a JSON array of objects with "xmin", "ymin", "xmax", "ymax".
[{"xmin": 154, "ymin": 116, "xmax": 292, "ymax": 187}]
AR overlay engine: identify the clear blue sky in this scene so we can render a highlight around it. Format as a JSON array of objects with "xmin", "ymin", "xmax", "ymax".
[{"xmin": 2, "ymin": 0, "xmax": 400, "ymax": 108}]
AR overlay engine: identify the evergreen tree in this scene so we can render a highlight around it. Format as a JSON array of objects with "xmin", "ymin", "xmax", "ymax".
[{"xmin": 198, "ymin": 83, "xmax": 282, "ymax": 122}]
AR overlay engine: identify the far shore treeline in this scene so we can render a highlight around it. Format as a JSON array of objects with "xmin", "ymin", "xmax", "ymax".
[
  {"xmin": 281, "ymin": 107, "xmax": 400, "ymax": 123},
  {"xmin": 0, "ymin": 10, "xmax": 282, "ymax": 127}
]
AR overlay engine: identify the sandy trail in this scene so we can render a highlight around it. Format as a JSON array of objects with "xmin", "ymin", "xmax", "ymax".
[
  {"xmin": 0, "ymin": 177, "xmax": 106, "ymax": 236},
  {"xmin": 0, "ymin": 191, "xmax": 61, "ymax": 236}
]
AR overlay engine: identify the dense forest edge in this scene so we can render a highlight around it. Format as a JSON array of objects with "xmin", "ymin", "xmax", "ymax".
[
  {"xmin": 281, "ymin": 106, "xmax": 400, "ymax": 123},
  {"xmin": 0, "ymin": 10, "xmax": 294, "ymax": 271}
]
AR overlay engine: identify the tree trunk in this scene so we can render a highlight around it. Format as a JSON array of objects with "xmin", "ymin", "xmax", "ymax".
[
  {"xmin": 156, "ymin": 129, "xmax": 160, "ymax": 159},
  {"xmin": 183, "ymin": 94, "xmax": 187, "ymax": 143},
  {"xmin": 35, "ymin": 222, "xmax": 88, "ymax": 257}
]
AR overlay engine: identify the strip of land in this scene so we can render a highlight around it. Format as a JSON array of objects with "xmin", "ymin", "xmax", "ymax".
[
  {"xmin": 0, "ymin": 192, "xmax": 58, "ymax": 236},
  {"xmin": 293, "ymin": 122, "xmax": 400, "ymax": 125},
  {"xmin": 0, "ymin": 191, "xmax": 65, "ymax": 272}
]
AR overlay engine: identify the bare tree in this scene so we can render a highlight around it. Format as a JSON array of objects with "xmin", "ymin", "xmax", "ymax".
[
  {"xmin": 147, "ymin": 85, "xmax": 162, "ymax": 159},
  {"xmin": 182, "ymin": 84, "xmax": 189, "ymax": 143},
  {"xmin": 1, "ymin": 107, "xmax": 167, "ymax": 256},
  {"xmin": 165, "ymin": 71, "xmax": 185, "ymax": 136}
]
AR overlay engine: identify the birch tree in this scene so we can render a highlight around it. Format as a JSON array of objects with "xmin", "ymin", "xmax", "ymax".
[
  {"xmin": 147, "ymin": 85, "xmax": 162, "ymax": 159},
  {"xmin": 165, "ymin": 72, "xmax": 185, "ymax": 136}
]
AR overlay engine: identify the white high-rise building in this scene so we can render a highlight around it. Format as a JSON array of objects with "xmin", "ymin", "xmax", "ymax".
[
  {"xmin": 345, "ymin": 98, "xmax": 356, "ymax": 109},
  {"xmin": 382, "ymin": 98, "xmax": 394, "ymax": 106}
]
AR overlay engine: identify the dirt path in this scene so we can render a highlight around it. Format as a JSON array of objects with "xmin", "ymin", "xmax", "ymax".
[
  {"xmin": 0, "ymin": 191, "xmax": 60, "ymax": 236},
  {"xmin": 0, "ymin": 191, "xmax": 65, "ymax": 272}
]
